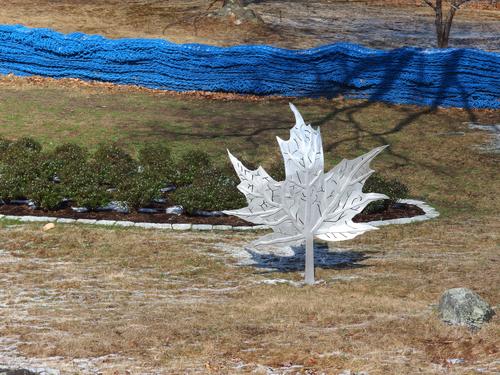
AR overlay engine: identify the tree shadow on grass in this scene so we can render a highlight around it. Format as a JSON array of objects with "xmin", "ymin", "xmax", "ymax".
[
  {"xmin": 309, "ymin": 48, "xmax": 480, "ymax": 176},
  {"xmin": 243, "ymin": 242, "xmax": 371, "ymax": 272},
  {"xmin": 137, "ymin": 47, "xmax": 484, "ymax": 177}
]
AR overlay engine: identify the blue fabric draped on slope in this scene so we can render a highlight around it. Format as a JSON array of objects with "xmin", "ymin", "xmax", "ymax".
[{"xmin": 0, "ymin": 24, "xmax": 498, "ymax": 109}]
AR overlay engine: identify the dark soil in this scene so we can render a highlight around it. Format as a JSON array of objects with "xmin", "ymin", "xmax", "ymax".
[
  {"xmin": 352, "ymin": 202, "xmax": 425, "ymax": 223},
  {"xmin": 0, "ymin": 200, "xmax": 425, "ymax": 226}
]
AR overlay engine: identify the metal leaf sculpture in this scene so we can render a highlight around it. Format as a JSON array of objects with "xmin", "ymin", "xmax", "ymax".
[{"xmin": 224, "ymin": 103, "xmax": 388, "ymax": 284}]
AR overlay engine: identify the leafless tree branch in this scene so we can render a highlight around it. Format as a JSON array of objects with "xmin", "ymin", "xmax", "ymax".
[
  {"xmin": 422, "ymin": 0, "xmax": 436, "ymax": 10},
  {"xmin": 422, "ymin": 0, "xmax": 473, "ymax": 48}
]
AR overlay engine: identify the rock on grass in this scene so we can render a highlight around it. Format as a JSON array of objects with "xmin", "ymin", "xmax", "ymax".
[{"xmin": 438, "ymin": 288, "xmax": 495, "ymax": 329}]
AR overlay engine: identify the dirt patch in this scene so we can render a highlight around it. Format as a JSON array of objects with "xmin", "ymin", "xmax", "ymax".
[
  {"xmin": 0, "ymin": 201, "xmax": 424, "ymax": 226},
  {"xmin": 0, "ymin": 74, "xmax": 288, "ymax": 102}
]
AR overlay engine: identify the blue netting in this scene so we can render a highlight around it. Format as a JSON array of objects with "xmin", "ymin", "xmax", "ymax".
[{"xmin": 0, "ymin": 24, "xmax": 498, "ymax": 109}]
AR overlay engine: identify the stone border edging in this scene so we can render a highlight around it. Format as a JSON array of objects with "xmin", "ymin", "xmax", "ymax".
[{"xmin": 0, "ymin": 199, "xmax": 438, "ymax": 231}]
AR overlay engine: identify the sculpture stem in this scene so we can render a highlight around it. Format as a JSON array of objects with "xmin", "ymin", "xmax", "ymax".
[{"xmin": 304, "ymin": 234, "xmax": 315, "ymax": 285}]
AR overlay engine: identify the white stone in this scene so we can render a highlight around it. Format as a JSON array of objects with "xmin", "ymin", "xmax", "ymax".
[
  {"xmin": 19, "ymin": 216, "xmax": 57, "ymax": 222},
  {"xmin": 2, "ymin": 215, "xmax": 21, "ymax": 220},
  {"xmin": 192, "ymin": 224, "xmax": 213, "ymax": 231},
  {"xmin": 95, "ymin": 220, "xmax": 117, "ymax": 226},
  {"xmin": 213, "ymin": 225, "xmax": 232, "ymax": 231},
  {"xmin": 172, "ymin": 223, "xmax": 191, "ymax": 230},
  {"xmin": 233, "ymin": 226, "xmax": 255, "ymax": 231},
  {"xmin": 132, "ymin": 222, "xmax": 170, "ymax": 229},
  {"xmin": 56, "ymin": 218, "xmax": 76, "ymax": 223},
  {"xmin": 133, "ymin": 222, "xmax": 157, "ymax": 229},
  {"xmin": 43, "ymin": 222, "xmax": 56, "ymax": 231},
  {"xmin": 152, "ymin": 223, "xmax": 172, "ymax": 229},
  {"xmin": 76, "ymin": 219, "xmax": 97, "ymax": 224},
  {"xmin": 114, "ymin": 221, "xmax": 135, "ymax": 227}
]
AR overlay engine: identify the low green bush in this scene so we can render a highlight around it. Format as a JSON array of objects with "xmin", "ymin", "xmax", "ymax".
[
  {"xmin": 0, "ymin": 138, "xmax": 411, "ymax": 214},
  {"xmin": 1, "ymin": 137, "xmax": 41, "ymax": 164},
  {"xmin": 138, "ymin": 144, "xmax": 174, "ymax": 185},
  {"xmin": 0, "ymin": 139, "xmax": 41, "ymax": 200},
  {"xmin": 116, "ymin": 171, "xmax": 163, "ymax": 209},
  {"xmin": 173, "ymin": 150, "xmax": 212, "ymax": 187},
  {"xmin": 93, "ymin": 143, "xmax": 137, "ymax": 188},
  {"xmin": 172, "ymin": 167, "xmax": 246, "ymax": 213},
  {"xmin": 12, "ymin": 137, "xmax": 42, "ymax": 153},
  {"xmin": 363, "ymin": 173, "xmax": 409, "ymax": 214},
  {"xmin": 0, "ymin": 138, "xmax": 12, "ymax": 156},
  {"xmin": 49, "ymin": 143, "xmax": 88, "ymax": 183},
  {"xmin": 27, "ymin": 174, "xmax": 66, "ymax": 210},
  {"xmin": 0, "ymin": 163, "xmax": 37, "ymax": 201},
  {"xmin": 52, "ymin": 143, "xmax": 88, "ymax": 165},
  {"xmin": 65, "ymin": 162, "xmax": 111, "ymax": 209}
]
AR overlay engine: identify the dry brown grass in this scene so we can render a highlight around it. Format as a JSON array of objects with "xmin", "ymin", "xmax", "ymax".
[
  {"xmin": 0, "ymin": 212, "xmax": 498, "ymax": 373},
  {"xmin": 0, "ymin": 0, "xmax": 497, "ymax": 49}
]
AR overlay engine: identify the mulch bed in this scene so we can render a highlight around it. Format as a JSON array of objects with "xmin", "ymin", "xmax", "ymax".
[{"xmin": 0, "ymin": 201, "xmax": 425, "ymax": 227}]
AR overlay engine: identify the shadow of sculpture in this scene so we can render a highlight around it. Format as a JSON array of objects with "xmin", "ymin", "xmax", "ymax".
[{"xmin": 243, "ymin": 242, "xmax": 370, "ymax": 272}]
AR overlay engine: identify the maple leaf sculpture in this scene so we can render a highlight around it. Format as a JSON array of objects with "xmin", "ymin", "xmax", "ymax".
[{"xmin": 224, "ymin": 103, "xmax": 388, "ymax": 284}]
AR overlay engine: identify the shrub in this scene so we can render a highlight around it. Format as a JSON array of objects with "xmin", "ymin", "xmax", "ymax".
[
  {"xmin": 1, "ymin": 144, "xmax": 89, "ymax": 209},
  {"xmin": 47, "ymin": 143, "xmax": 88, "ymax": 182},
  {"xmin": 0, "ymin": 139, "xmax": 42, "ymax": 200},
  {"xmin": 1, "ymin": 137, "xmax": 42, "ymax": 164},
  {"xmin": 0, "ymin": 163, "xmax": 37, "ymax": 200},
  {"xmin": 138, "ymin": 144, "xmax": 174, "ymax": 185},
  {"xmin": 173, "ymin": 150, "xmax": 212, "ymax": 187},
  {"xmin": 116, "ymin": 171, "xmax": 163, "ymax": 209},
  {"xmin": 26, "ymin": 175, "xmax": 66, "ymax": 210},
  {"xmin": 172, "ymin": 167, "xmax": 245, "ymax": 213},
  {"xmin": 52, "ymin": 143, "xmax": 88, "ymax": 165},
  {"xmin": 0, "ymin": 138, "xmax": 12, "ymax": 156},
  {"xmin": 65, "ymin": 162, "xmax": 111, "ymax": 209},
  {"xmin": 92, "ymin": 143, "xmax": 137, "ymax": 188},
  {"xmin": 362, "ymin": 173, "xmax": 409, "ymax": 214},
  {"xmin": 12, "ymin": 137, "xmax": 42, "ymax": 153},
  {"xmin": 0, "ymin": 138, "xmax": 410, "ymax": 215}
]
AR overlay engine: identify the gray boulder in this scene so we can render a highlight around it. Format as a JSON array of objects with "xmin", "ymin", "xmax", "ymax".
[{"xmin": 438, "ymin": 288, "xmax": 495, "ymax": 329}]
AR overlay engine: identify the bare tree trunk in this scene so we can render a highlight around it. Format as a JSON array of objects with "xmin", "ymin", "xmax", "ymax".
[{"xmin": 423, "ymin": 0, "xmax": 471, "ymax": 48}]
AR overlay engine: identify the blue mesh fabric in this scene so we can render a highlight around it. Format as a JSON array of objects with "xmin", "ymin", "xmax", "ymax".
[{"xmin": 0, "ymin": 25, "xmax": 498, "ymax": 109}]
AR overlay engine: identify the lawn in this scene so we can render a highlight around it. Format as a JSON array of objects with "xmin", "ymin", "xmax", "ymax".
[
  {"xmin": 0, "ymin": 74, "xmax": 498, "ymax": 374},
  {"xmin": 0, "ymin": 75, "xmax": 498, "ymax": 217}
]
